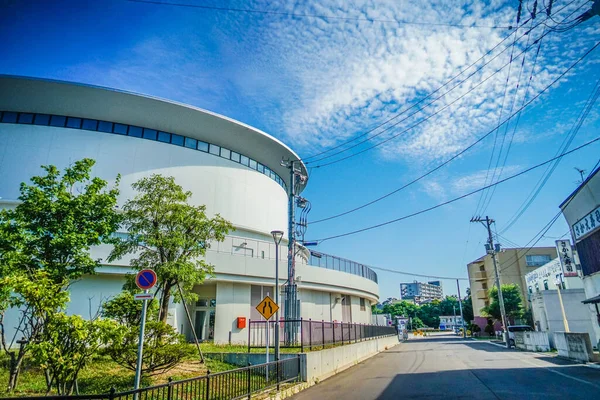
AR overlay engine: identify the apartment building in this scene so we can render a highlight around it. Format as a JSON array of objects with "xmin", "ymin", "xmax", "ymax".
[
  {"xmin": 467, "ymin": 247, "xmax": 557, "ymax": 329},
  {"xmin": 400, "ymin": 280, "xmax": 443, "ymax": 304}
]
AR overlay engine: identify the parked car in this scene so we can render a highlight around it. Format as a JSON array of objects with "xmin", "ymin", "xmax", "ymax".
[{"xmin": 507, "ymin": 325, "xmax": 534, "ymax": 347}]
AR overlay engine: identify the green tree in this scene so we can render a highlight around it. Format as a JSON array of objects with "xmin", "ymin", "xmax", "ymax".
[
  {"xmin": 108, "ymin": 175, "xmax": 233, "ymax": 322},
  {"xmin": 382, "ymin": 300, "xmax": 418, "ymax": 318},
  {"xmin": 31, "ymin": 314, "xmax": 119, "ymax": 395},
  {"xmin": 0, "ymin": 159, "xmax": 120, "ymax": 392},
  {"xmin": 0, "ymin": 272, "xmax": 69, "ymax": 392},
  {"xmin": 482, "ymin": 284, "xmax": 524, "ymax": 324},
  {"xmin": 462, "ymin": 289, "xmax": 474, "ymax": 324},
  {"xmin": 411, "ymin": 316, "xmax": 425, "ymax": 329},
  {"xmin": 416, "ymin": 301, "xmax": 440, "ymax": 328},
  {"xmin": 0, "ymin": 158, "xmax": 120, "ymax": 284},
  {"xmin": 101, "ymin": 291, "xmax": 158, "ymax": 326}
]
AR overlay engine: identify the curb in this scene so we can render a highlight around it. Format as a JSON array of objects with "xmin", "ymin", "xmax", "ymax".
[{"xmin": 584, "ymin": 363, "xmax": 600, "ymax": 370}]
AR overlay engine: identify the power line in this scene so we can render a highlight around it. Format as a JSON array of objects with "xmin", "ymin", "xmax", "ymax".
[
  {"xmin": 309, "ymin": 132, "xmax": 600, "ymax": 243},
  {"xmin": 309, "ymin": 35, "xmax": 597, "ymax": 225},
  {"xmin": 127, "ymin": 0, "xmax": 514, "ymax": 29},
  {"xmin": 369, "ymin": 265, "xmax": 468, "ymax": 281},
  {"xmin": 499, "ymin": 73, "xmax": 600, "ymax": 234},
  {"xmin": 303, "ymin": 0, "xmax": 581, "ymax": 165}
]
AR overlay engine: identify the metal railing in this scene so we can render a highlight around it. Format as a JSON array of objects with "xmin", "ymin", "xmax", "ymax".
[
  {"xmin": 308, "ymin": 251, "xmax": 378, "ymax": 283},
  {"xmin": 1, "ymin": 357, "xmax": 301, "ymax": 400},
  {"xmin": 204, "ymin": 234, "xmax": 378, "ymax": 283},
  {"xmin": 248, "ymin": 319, "xmax": 396, "ymax": 352}
]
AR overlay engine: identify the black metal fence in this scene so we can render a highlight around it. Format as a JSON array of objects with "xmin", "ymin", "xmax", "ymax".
[
  {"xmin": 248, "ymin": 319, "xmax": 396, "ymax": 351},
  {"xmin": 0, "ymin": 357, "xmax": 301, "ymax": 400}
]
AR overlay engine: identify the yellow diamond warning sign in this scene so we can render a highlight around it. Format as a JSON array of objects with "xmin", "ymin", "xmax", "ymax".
[{"xmin": 256, "ymin": 295, "xmax": 279, "ymax": 320}]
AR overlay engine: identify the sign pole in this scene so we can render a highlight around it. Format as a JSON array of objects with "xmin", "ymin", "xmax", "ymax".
[
  {"xmin": 555, "ymin": 273, "xmax": 570, "ymax": 332},
  {"xmin": 134, "ymin": 289, "xmax": 149, "ymax": 392}
]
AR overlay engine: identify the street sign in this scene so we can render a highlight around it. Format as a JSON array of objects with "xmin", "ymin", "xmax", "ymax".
[
  {"xmin": 256, "ymin": 295, "xmax": 279, "ymax": 320},
  {"xmin": 135, "ymin": 269, "xmax": 157, "ymax": 290},
  {"xmin": 134, "ymin": 293, "xmax": 154, "ymax": 301}
]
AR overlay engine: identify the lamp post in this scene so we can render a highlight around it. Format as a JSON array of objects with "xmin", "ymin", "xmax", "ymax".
[{"xmin": 271, "ymin": 230, "xmax": 284, "ymax": 362}]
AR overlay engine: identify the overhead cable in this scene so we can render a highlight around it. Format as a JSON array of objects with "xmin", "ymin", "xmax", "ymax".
[
  {"xmin": 309, "ymin": 35, "xmax": 597, "ymax": 225},
  {"xmin": 127, "ymin": 0, "xmax": 514, "ymax": 29}
]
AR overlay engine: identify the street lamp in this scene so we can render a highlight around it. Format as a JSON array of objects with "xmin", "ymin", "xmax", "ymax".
[{"xmin": 271, "ymin": 230, "xmax": 284, "ymax": 362}]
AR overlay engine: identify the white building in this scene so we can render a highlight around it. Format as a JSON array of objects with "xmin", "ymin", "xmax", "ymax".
[
  {"xmin": 559, "ymin": 166, "xmax": 600, "ymax": 348},
  {"xmin": 438, "ymin": 315, "xmax": 463, "ymax": 331},
  {"xmin": 0, "ymin": 76, "xmax": 378, "ymax": 344},
  {"xmin": 399, "ymin": 280, "xmax": 443, "ymax": 304},
  {"xmin": 525, "ymin": 257, "xmax": 597, "ymax": 347}
]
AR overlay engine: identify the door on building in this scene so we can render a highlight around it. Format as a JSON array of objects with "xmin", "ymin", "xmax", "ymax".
[
  {"xmin": 341, "ymin": 295, "xmax": 352, "ymax": 322},
  {"xmin": 194, "ymin": 299, "xmax": 215, "ymax": 341}
]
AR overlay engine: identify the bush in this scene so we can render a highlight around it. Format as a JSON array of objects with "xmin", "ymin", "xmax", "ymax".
[
  {"xmin": 106, "ymin": 320, "xmax": 193, "ymax": 376},
  {"xmin": 484, "ymin": 323, "xmax": 495, "ymax": 337}
]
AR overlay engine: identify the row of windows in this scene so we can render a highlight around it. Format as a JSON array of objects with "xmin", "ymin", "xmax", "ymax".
[
  {"xmin": 525, "ymin": 254, "xmax": 552, "ymax": 267},
  {"xmin": 0, "ymin": 111, "xmax": 287, "ymax": 191}
]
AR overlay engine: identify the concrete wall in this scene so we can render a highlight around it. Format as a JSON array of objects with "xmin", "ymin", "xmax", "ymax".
[
  {"xmin": 514, "ymin": 331, "xmax": 550, "ymax": 352},
  {"xmin": 554, "ymin": 332, "xmax": 597, "ymax": 362},
  {"xmin": 301, "ymin": 335, "xmax": 399, "ymax": 383},
  {"xmin": 530, "ymin": 289, "xmax": 598, "ymax": 347}
]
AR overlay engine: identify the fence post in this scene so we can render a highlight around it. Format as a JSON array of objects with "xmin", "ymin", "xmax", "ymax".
[
  {"xmin": 321, "ymin": 320, "xmax": 325, "ymax": 348},
  {"xmin": 167, "ymin": 377, "xmax": 173, "ymax": 400},
  {"xmin": 300, "ymin": 317, "xmax": 304, "ymax": 353},
  {"xmin": 247, "ymin": 319, "xmax": 251, "ymax": 353},
  {"xmin": 277, "ymin": 358, "xmax": 280, "ymax": 391},
  {"xmin": 309, "ymin": 319, "xmax": 312, "ymax": 351},
  {"xmin": 109, "ymin": 387, "xmax": 116, "ymax": 400},
  {"xmin": 333, "ymin": 321, "xmax": 336, "ymax": 345},
  {"xmin": 354, "ymin": 323, "xmax": 357, "ymax": 344},
  {"xmin": 205, "ymin": 370, "xmax": 211, "ymax": 400},
  {"xmin": 247, "ymin": 363, "xmax": 251, "ymax": 400}
]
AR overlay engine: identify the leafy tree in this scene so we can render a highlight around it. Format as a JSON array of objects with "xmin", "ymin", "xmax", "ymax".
[
  {"xmin": 0, "ymin": 272, "xmax": 69, "ymax": 392},
  {"xmin": 106, "ymin": 320, "xmax": 193, "ymax": 376},
  {"xmin": 382, "ymin": 300, "xmax": 418, "ymax": 318},
  {"xmin": 410, "ymin": 317, "xmax": 425, "ymax": 329},
  {"xmin": 101, "ymin": 291, "xmax": 158, "ymax": 326},
  {"xmin": 484, "ymin": 322, "xmax": 495, "ymax": 337},
  {"xmin": 31, "ymin": 314, "xmax": 118, "ymax": 395},
  {"xmin": 0, "ymin": 158, "xmax": 121, "ymax": 284},
  {"xmin": 109, "ymin": 175, "xmax": 232, "ymax": 322},
  {"xmin": 0, "ymin": 159, "xmax": 120, "ymax": 392},
  {"xmin": 371, "ymin": 305, "xmax": 383, "ymax": 314},
  {"xmin": 416, "ymin": 301, "xmax": 440, "ymax": 328},
  {"xmin": 439, "ymin": 296, "xmax": 459, "ymax": 316},
  {"xmin": 482, "ymin": 284, "xmax": 524, "ymax": 324},
  {"xmin": 462, "ymin": 291, "xmax": 474, "ymax": 324}
]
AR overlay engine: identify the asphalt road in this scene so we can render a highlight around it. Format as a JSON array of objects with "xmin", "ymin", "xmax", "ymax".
[{"xmin": 290, "ymin": 332, "xmax": 600, "ymax": 400}]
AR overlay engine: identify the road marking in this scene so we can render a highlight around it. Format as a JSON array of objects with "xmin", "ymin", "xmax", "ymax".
[{"xmin": 506, "ymin": 353, "xmax": 600, "ymax": 389}]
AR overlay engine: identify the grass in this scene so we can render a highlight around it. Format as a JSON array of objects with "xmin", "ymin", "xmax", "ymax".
[
  {"xmin": 198, "ymin": 343, "xmax": 300, "ymax": 354},
  {"xmin": 0, "ymin": 351, "xmax": 237, "ymax": 397}
]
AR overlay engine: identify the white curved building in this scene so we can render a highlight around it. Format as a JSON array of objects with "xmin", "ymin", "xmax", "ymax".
[{"xmin": 0, "ymin": 75, "xmax": 378, "ymax": 344}]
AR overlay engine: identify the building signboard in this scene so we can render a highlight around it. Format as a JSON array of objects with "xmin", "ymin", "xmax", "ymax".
[
  {"xmin": 525, "ymin": 259, "xmax": 563, "ymax": 285},
  {"xmin": 555, "ymin": 240, "xmax": 577, "ymax": 278},
  {"xmin": 572, "ymin": 205, "xmax": 600, "ymax": 240}
]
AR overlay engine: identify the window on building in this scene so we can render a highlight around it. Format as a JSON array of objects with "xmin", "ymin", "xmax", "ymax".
[
  {"xmin": 543, "ymin": 280, "xmax": 549, "ymax": 290},
  {"xmin": 128, "ymin": 126, "xmax": 143, "ymax": 138},
  {"xmin": 240, "ymin": 155, "xmax": 249, "ymax": 166},
  {"xmin": 197, "ymin": 141, "xmax": 209, "ymax": 152},
  {"xmin": 185, "ymin": 137, "xmax": 197, "ymax": 149},
  {"xmin": 231, "ymin": 151, "xmax": 241, "ymax": 162},
  {"xmin": 143, "ymin": 128, "xmax": 158, "ymax": 140},
  {"xmin": 158, "ymin": 131, "xmax": 171, "ymax": 143},
  {"xmin": 526, "ymin": 254, "xmax": 552, "ymax": 267},
  {"xmin": 249, "ymin": 159, "xmax": 257, "ymax": 170},
  {"xmin": 209, "ymin": 144, "xmax": 220, "ymax": 155},
  {"xmin": 34, "ymin": 114, "xmax": 51, "ymax": 125},
  {"xmin": 360, "ymin": 298, "xmax": 366, "ymax": 311},
  {"xmin": 1, "ymin": 112, "xmax": 17, "ymax": 123},
  {"xmin": 49, "ymin": 115, "xmax": 66, "ymax": 127},
  {"xmin": 66, "ymin": 117, "xmax": 82, "ymax": 129},
  {"xmin": 18, "ymin": 113, "xmax": 34, "ymax": 124},
  {"xmin": 535, "ymin": 283, "xmax": 539, "ymax": 292},
  {"xmin": 98, "ymin": 121, "xmax": 113, "ymax": 133},
  {"xmin": 220, "ymin": 148, "xmax": 231, "ymax": 159},
  {"xmin": 528, "ymin": 286, "xmax": 533, "ymax": 294},
  {"xmin": 482, "ymin": 282, "xmax": 488, "ymax": 290},
  {"xmin": 82, "ymin": 119, "xmax": 98, "ymax": 130},
  {"xmin": 113, "ymin": 123, "xmax": 128, "ymax": 135},
  {"xmin": 171, "ymin": 134, "xmax": 184, "ymax": 146}
]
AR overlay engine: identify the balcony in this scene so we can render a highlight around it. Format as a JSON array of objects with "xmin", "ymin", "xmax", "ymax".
[
  {"xmin": 476, "ymin": 289, "xmax": 488, "ymax": 300},
  {"xmin": 472, "ymin": 271, "xmax": 487, "ymax": 281}
]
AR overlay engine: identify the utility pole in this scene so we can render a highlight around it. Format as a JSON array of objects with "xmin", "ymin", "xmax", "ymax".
[
  {"xmin": 471, "ymin": 216, "xmax": 510, "ymax": 348},
  {"xmin": 456, "ymin": 279, "xmax": 466, "ymax": 338},
  {"xmin": 281, "ymin": 159, "xmax": 306, "ymax": 344}
]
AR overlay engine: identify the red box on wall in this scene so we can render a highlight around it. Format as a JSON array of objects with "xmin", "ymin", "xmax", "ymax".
[{"xmin": 237, "ymin": 317, "xmax": 246, "ymax": 329}]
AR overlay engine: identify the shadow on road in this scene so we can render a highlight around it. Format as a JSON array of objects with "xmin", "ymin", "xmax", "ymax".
[{"xmin": 375, "ymin": 366, "xmax": 600, "ymax": 400}]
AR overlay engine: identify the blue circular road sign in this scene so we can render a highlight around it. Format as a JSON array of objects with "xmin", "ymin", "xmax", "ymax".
[{"xmin": 136, "ymin": 269, "xmax": 157, "ymax": 290}]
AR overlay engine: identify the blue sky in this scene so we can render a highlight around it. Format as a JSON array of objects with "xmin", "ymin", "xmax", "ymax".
[{"xmin": 1, "ymin": 0, "xmax": 600, "ymax": 300}]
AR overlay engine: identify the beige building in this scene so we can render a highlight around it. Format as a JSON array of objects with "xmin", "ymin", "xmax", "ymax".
[{"xmin": 467, "ymin": 247, "xmax": 557, "ymax": 329}]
